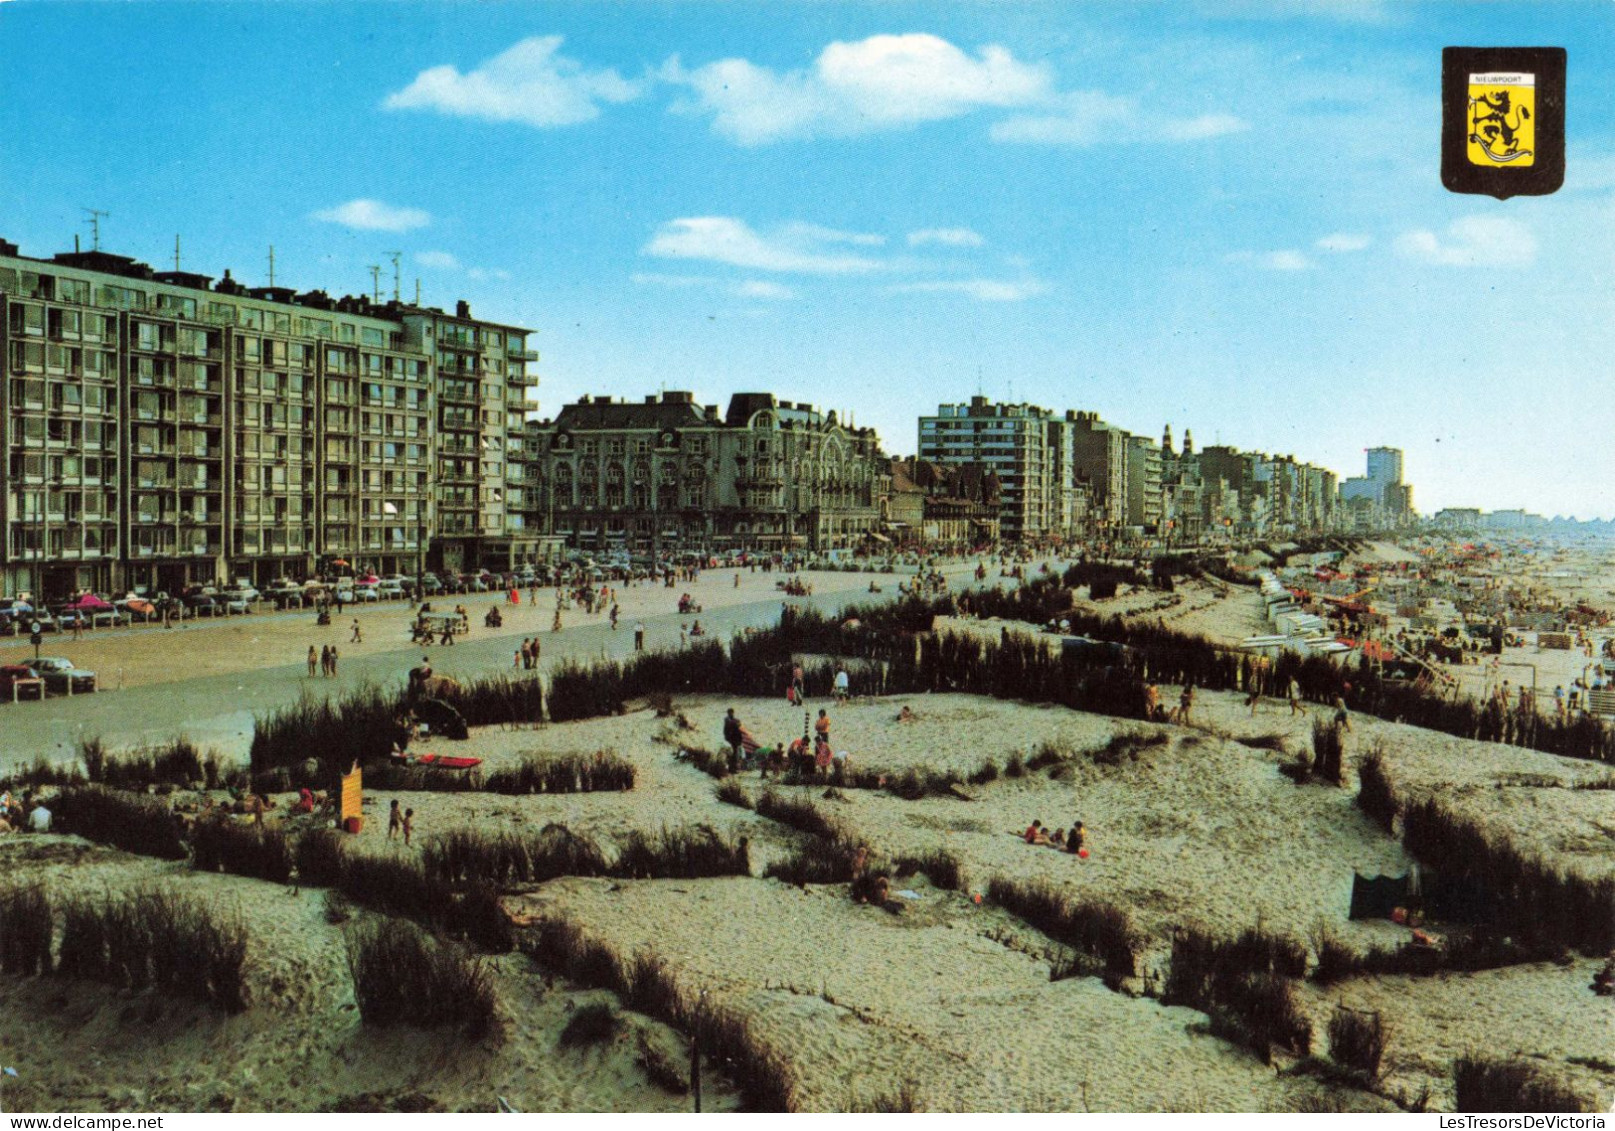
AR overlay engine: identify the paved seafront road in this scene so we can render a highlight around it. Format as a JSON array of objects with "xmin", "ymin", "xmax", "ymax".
[{"xmin": 0, "ymin": 563, "xmax": 992, "ymax": 769}]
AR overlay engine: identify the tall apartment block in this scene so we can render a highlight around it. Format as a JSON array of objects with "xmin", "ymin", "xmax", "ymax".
[
  {"xmin": 1067, "ymin": 410, "xmax": 1130, "ymax": 531},
  {"xmin": 0, "ymin": 238, "xmax": 537, "ymax": 598},
  {"xmin": 918, "ymin": 397, "xmax": 1053, "ymax": 542}
]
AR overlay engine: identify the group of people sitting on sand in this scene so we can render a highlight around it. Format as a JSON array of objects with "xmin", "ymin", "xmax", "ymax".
[
  {"xmin": 0, "ymin": 789, "xmax": 53, "ymax": 834},
  {"xmin": 1021, "ymin": 818, "xmax": 1088, "ymax": 856}
]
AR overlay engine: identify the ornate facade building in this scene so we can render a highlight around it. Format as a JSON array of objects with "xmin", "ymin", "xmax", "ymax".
[{"xmin": 522, "ymin": 391, "xmax": 885, "ymax": 554}]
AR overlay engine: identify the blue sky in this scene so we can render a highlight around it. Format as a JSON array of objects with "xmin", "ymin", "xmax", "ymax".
[{"xmin": 3, "ymin": 1, "xmax": 1612, "ymax": 517}]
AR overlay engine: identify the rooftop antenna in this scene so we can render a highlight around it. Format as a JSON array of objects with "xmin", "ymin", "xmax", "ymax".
[
  {"xmin": 82, "ymin": 208, "xmax": 109, "ymax": 251},
  {"xmin": 977, "ymin": 365, "xmax": 983, "ymax": 398},
  {"xmin": 368, "ymin": 265, "xmax": 382, "ymax": 303},
  {"xmin": 267, "ymin": 245, "xmax": 276, "ymax": 287},
  {"xmin": 174, "ymin": 235, "xmax": 182, "ymax": 273},
  {"xmin": 387, "ymin": 251, "xmax": 402, "ymax": 302},
  {"xmin": 414, "ymin": 278, "xmax": 421, "ymax": 305}
]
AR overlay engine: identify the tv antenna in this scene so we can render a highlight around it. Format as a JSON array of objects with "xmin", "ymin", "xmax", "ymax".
[
  {"xmin": 82, "ymin": 208, "xmax": 109, "ymax": 251},
  {"xmin": 368, "ymin": 265, "xmax": 382, "ymax": 303},
  {"xmin": 387, "ymin": 251, "xmax": 402, "ymax": 302},
  {"xmin": 173, "ymin": 235, "xmax": 182, "ymax": 273},
  {"xmin": 267, "ymin": 245, "xmax": 276, "ymax": 287}
]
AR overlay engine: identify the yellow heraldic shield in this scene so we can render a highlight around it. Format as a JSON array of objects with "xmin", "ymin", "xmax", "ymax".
[{"xmin": 1467, "ymin": 72, "xmax": 1535, "ymax": 166}]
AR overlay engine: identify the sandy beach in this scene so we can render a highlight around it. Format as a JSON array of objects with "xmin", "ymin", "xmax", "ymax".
[{"xmin": 3, "ymin": 550, "xmax": 1612, "ymax": 1113}]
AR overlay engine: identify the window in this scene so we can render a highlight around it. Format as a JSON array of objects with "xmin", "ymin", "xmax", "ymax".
[
  {"xmin": 95, "ymin": 283, "xmax": 144, "ymax": 311},
  {"xmin": 156, "ymin": 292, "xmax": 197, "ymax": 319}
]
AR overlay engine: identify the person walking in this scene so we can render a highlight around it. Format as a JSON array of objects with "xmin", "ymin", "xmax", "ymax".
[
  {"xmin": 320, "ymin": 644, "xmax": 332, "ymax": 677},
  {"xmin": 350, "ymin": 618, "xmax": 362, "ymax": 644},
  {"xmin": 552, "ymin": 607, "xmax": 563, "ymax": 633},
  {"xmin": 634, "ymin": 622, "xmax": 645, "ymax": 651},
  {"xmin": 610, "ymin": 603, "xmax": 620, "ymax": 630},
  {"xmin": 1288, "ymin": 678, "xmax": 1306, "ymax": 717},
  {"xmin": 723, "ymin": 708, "xmax": 745, "ymax": 774},
  {"xmin": 833, "ymin": 666, "xmax": 850, "ymax": 703},
  {"xmin": 402, "ymin": 807, "xmax": 415, "ymax": 847},
  {"xmin": 1333, "ymin": 695, "xmax": 1351, "ymax": 733},
  {"xmin": 387, "ymin": 799, "xmax": 403, "ymax": 840},
  {"xmin": 307, "ymin": 645, "xmax": 318, "ymax": 678},
  {"xmin": 329, "ymin": 645, "xmax": 339, "ymax": 677},
  {"xmin": 815, "ymin": 707, "xmax": 831, "ymax": 745}
]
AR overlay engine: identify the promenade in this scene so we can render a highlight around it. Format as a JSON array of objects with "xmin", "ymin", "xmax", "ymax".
[{"xmin": 0, "ymin": 563, "xmax": 977, "ymax": 767}]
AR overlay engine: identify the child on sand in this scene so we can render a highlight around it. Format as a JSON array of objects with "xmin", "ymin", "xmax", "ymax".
[
  {"xmin": 388, "ymin": 799, "xmax": 402, "ymax": 840},
  {"xmin": 1067, "ymin": 822, "xmax": 1086, "ymax": 854},
  {"xmin": 402, "ymin": 807, "xmax": 414, "ymax": 846}
]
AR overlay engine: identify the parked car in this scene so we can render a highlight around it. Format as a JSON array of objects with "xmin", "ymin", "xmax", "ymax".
[
  {"xmin": 265, "ymin": 584, "xmax": 304, "ymax": 609},
  {"xmin": 27, "ymin": 657, "xmax": 96, "ymax": 694},
  {"xmin": 0, "ymin": 664, "xmax": 45, "ymax": 700},
  {"xmin": 229, "ymin": 580, "xmax": 261, "ymax": 602},
  {"xmin": 184, "ymin": 594, "xmax": 219, "ymax": 617},
  {"xmin": 352, "ymin": 584, "xmax": 380, "ymax": 602},
  {"xmin": 116, "ymin": 598, "xmax": 159, "ymax": 623},
  {"xmin": 219, "ymin": 594, "xmax": 252, "ymax": 615},
  {"xmin": 376, "ymin": 580, "xmax": 405, "ymax": 599},
  {"xmin": 221, "ymin": 586, "xmax": 258, "ymax": 605}
]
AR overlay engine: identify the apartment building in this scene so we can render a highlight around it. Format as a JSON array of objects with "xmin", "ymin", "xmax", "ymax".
[
  {"xmin": 0, "ymin": 238, "xmax": 535, "ymax": 597},
  {"xmin": 1067, "ymin": 410, "xmax": 1130, "ymax": 531},
  {"xmin": 524, "ymin": 391, "xmax": 885, "ymax": 554},
  {"xmin": 918, "ymin": 397, "xmax": 1053, "ymax": 542}
]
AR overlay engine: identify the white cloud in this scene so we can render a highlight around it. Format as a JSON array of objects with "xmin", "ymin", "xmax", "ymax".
[
  {"xmin": 733, "ymin": 280, "xmax": 796, "ymax": 300},
  {"xmin": 415, "ymin": 250, "xmax": 460, "ymax": 269},
  {"xmin": 1316, "ymin": 233, "xmax": 1372, "ymax": 252},
  {"xmin": 643, "ymin": 217, "xmax": 884, "ymax": 274},
  {"xmin": 908, "ymin": 227, "xmax": 985, "ymax": 248},
  {"xmin": 1226, "ymin": 249, "xmax": 1312, "ymax": 270},
  {"xmin": 1158, "ymin": 113, "xmax": 1249, "ymax": 140},
  {"xmin": 1263, "ymin": 250, "xmax": 1312, "ymax": 271},
  {"xmin": 779, "ymin": 221, "xmax": 886, "ymax": 247},
  {"xmin": 887, "ymin": 278, "xmax": 1048, "ymax": 302},
  {"xmin": 669, "ymin": 33, "xmax": 1052, "ymax": 144},
  {"xmin": 385, "ymin": 35, "xmax": 639, "ymax": 127},
  {"xmin": 1393, "ymin": 215, "xmax": 1537, "ymax": 267},
  {"xmin": 311, "ymin": 199, "xmax": 430, "ymax": 232},
  {"xmin": 992, "ymin": 91, "xmax": 1247, "ymax": 146},
  {"xmin": 988, "ymin": 91, "xmax": 1135, "ymax": 145}
]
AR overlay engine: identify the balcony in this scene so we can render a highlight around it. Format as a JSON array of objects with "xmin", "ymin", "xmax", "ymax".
[{"xmin": 508, "ymin": 347, "xmax": 539, "ymax": 362}]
